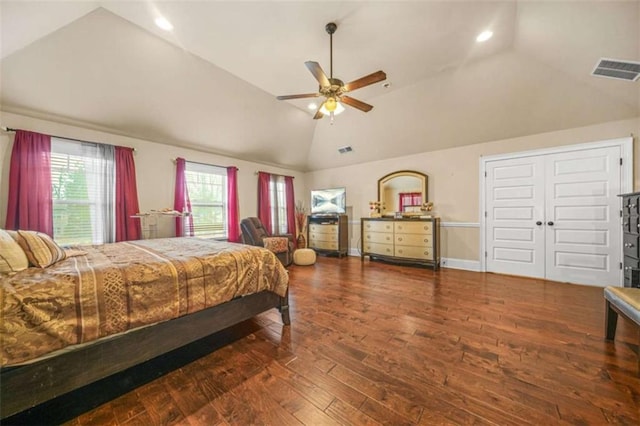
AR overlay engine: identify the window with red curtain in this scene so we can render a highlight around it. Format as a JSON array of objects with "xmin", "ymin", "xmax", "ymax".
[
  {"xmin": 5, "ymin": 130, "xmax": 53, "ymax": 235},
  {"xmin": 176, "ymin": 160, "xmax": 234, "ymax": 239},
  {"xmin": 399, "ymin": 192, "xmax": 422, "ymax": 211},
  {"xmin": 257, "ymin": 172, "xmax": 296, "ymax": 236}
]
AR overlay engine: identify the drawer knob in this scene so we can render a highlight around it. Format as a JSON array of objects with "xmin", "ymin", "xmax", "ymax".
[
  {"xmin": 632, "ymin": 204, "xmax": 637, "ymax": 208},
  {"xmin": 624, "ymin": 222, "xmax": 629, "ymax": 226},
  {"xmin": 398, "ymin": 237, "xmax": 403, "ymax": 242},
  {"xmin": 625, "ymin": 243, "xmax": 635, "ymax": 248}
]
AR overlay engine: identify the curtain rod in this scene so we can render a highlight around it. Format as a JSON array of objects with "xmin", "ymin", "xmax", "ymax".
[
  {"xmin": 255, "ymin": 171, "xmax": 294, "ymax": 179},
  {"xmin": 174, "ymin": 158, "xmax": 237, "ymax": 170},
  {"xmin": 1, "ymin": 127, "xmax": 136, "ymax": 152}
]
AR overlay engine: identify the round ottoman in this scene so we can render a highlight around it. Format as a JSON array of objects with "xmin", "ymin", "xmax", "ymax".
[{"xmin": 293, "ymin": 248, "xmax": 316, "ymax": 266}]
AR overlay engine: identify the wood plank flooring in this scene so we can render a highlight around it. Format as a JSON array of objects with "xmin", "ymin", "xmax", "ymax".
[{"xmin": 8, "ymin": 256, "xmax": 640, "ymax": 425}]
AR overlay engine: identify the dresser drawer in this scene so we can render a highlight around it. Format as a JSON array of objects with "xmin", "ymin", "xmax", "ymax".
[
  {"xmin": 395, "ymin": 233, "xmax": 432, "ymax": 247},
  {"xmin": 309, "ymin": 232, "xmax": 338, "ymax": 243},
  {"xmin": 623, "ymin": 233, "xmax": 640, "ymax": 258},
  {"xmin": 624, "ymin": 195, "xmax": 640, "ymax": 216},
  {"xmin": 394, "ymin": 245, "xmax": 433, "ymax": 260},
  {"xmin": 363, "ymin": 231, "xmax": 393, "ymax": 244},
  {"xmin": 624, "ymin": 256, "xmax": 640, "ymax": 285},
  {"xmin": 363, "ymin": 220, "xmax": 393, "ymax": 233},
  {"xmin": 394, "ymin": 221, "xmax": 432, "ymax": 235},
  {"xmin": 363, "ymin": 242, "xmax": 394, "ymax": 256},
  {"xmin": 309, "ymin": 223, "xmax": 338, "ymax": 235},
  {"xmin": 311, "ymin": 240, "xmax": 338, "ymax": 250}
]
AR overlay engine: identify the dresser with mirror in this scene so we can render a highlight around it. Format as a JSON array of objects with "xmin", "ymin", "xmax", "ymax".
[{"xmin": 361, "ymin": 170, "xmax": 440, "ymax": 269}]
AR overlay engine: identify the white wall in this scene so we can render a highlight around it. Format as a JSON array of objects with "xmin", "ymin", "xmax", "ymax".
[{"xmin": 0, "ymin": 111, "xmax": 307, "ymax": 237}]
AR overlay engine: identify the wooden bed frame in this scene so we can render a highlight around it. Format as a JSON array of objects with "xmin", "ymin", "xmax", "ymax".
[{"xmin": 0, "ymin": 289, "xmax": 290, "ymax": 419}]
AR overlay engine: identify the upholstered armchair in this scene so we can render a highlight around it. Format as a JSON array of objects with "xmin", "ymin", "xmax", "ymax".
[{"xmin": 240, "ymin": 217, "xmax": 294, "ymax": 266}]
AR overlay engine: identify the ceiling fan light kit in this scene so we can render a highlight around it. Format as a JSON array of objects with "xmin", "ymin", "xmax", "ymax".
[{"xmin": 277, "ymin": 22, "xmax": 387, "ymax": 122}]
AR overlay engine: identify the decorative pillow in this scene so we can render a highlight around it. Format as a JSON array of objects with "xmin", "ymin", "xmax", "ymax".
[
  {"xmin": 0, "ymin": 229, "xmax": 29, "ymax": 273},
  {"xmin": 263, "ymin": 237, "xmax": 289, "ymax": 254},
  {"xmin": 64, "ymin": 248, "xmax": 88, "ymax": 258},
  {"xmin": 12, "ymin": 230, "xmax": 67, "ymax": 268}
]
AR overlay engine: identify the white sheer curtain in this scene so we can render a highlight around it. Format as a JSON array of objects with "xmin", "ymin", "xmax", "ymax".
[{"xmin": 270, "ymin": 174, "xmax": 287, "ymax": 234}]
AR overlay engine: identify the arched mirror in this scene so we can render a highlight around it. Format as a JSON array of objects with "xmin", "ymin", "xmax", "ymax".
[{"xmin": 378, "ymin": 170, "xmax": 428, "ymax": 216}]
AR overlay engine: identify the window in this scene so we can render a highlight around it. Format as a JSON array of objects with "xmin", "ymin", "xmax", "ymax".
[
  {"xmin": 51, "ymin": 139, "xmax": 114, "ymax": 245},
  {"xmin": 270, "ymin": 175, "xmax": 287, "ymax": 234},
  {"xmin": 185, "ymin": 162, "xmax": 227, "ymax": 238}
]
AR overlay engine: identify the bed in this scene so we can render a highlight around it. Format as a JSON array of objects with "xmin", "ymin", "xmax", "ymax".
[{"xmin": 0, "ymin": 236, "xmax": 290, "ymax": 419}]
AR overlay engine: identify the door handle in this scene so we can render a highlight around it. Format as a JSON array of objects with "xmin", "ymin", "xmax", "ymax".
[
  {"xmin": 547, "ymin": 221, "xmax": 554, "ymax": 226},
  {"xmin": 536, "ymin": 221, "xmax": 542, "ymax": 226}
]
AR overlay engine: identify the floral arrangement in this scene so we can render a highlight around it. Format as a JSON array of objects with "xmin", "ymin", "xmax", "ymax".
[
  {"xmin": 294, "ymin": 200, "xmax": 307, "ymax": 237},
  {"xmin": 421, "ymin": 201, "xmax": 434, "ymax": 212},
  {"xmin": 369, "ymin": 200, "xmax": 385, "ymax": 217}
]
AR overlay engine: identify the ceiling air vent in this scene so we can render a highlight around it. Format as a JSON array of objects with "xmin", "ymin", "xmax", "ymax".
[
  {"xmin": 338, "ymin": 146, "xmax": 353, "ymax": 154},
  {"xmin": 592, "ymin": 58, "xmax": 640, "ymax": 81}
]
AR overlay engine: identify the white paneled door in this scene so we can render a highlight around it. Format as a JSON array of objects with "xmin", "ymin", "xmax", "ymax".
[{"xmin": 485, "ymin": 146, "xmax": 622, "ymax": 286}]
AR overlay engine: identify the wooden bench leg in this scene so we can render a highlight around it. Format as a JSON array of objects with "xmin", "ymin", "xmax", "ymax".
[{"xmin": 605, "ymin": 299, "xmax": 618, "ymax": 340}]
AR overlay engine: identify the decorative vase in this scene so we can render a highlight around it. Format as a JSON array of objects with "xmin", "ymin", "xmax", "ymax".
[{"xmin": 297, "ymin": 233, "xmax": 306, "ymax": 249}]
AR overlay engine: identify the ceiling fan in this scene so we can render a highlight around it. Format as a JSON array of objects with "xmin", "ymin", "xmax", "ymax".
[{"xmin": 277, "ymin": 22, "xmax": 387, "ymax": 120}]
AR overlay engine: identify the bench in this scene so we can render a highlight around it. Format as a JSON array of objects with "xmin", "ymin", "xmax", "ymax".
[{"xmin": 604, "ymin": 286, "xmax": 640, "ymax": 375}]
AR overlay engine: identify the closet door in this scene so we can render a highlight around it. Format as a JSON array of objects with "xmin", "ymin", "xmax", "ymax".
[
  {"xmin": 485, "ymin": 156, "xmax": 546, "ymax": 278},
  {"xmin": 486, "ymin": 145, "xmax": 622, "ymax": 286},
  {"xmin": 544, "ymin": 146, "xmax": 621, "ymax": 286}
]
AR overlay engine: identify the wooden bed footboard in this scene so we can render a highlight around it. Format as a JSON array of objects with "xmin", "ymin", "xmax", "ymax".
[{"xmin": 0, "ymin": 289, "xmax": 290, "ymax": 419}]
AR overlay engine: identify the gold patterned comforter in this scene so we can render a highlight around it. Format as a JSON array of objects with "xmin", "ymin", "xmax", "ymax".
[{"xmin": 0, "ymin": 238, "xmax": 289, "ymax": 367}]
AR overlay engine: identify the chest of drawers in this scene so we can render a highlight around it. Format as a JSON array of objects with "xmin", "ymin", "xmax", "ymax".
[
  {"xmin": 307, "ymin": 214, "xmax": 348, "ymax": 257},
  {"xmin": 361, "ymin": 217, "xmax": 440, "ymax": 269},
  {"xmin": 620, "ymin": 192, "xmax": 640, "ymax": 287}
]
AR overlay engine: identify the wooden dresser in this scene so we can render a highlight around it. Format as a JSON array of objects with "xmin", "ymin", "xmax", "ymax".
[
  {"xmin": 361, "ymin": 217, "xmax": 440, "ymax": 269},
  {"xmin": 620, "ymin": 192, "xmax": 640, "ymax": 288},
  {"xmin": 308, "ymin": 214, "xmax": 348, "ymax": 257}
]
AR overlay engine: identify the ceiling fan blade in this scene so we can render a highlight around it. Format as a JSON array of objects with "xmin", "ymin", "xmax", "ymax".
[
  {"xmin": 313, "ymin": 102, "xmax": 325, "ymax": 120},
  {"xmin": 343, "ymin": 70, "xmax": 387, "ymax": 92},
  {"xmin": 341, "ymin": 96, "xmax": 374, "ymax": 112},
  {"xmin": 305, "ymin": 61, "xmax": 331, "ymax": 88},
  {"xmin": 277, "ymin": 93, "xmax": 321, "ymax": 100}
]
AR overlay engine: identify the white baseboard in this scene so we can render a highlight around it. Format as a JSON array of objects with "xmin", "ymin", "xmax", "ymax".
[{"xmin": 441, "ymin": 257, "xmax": 481, "ymax": 271}]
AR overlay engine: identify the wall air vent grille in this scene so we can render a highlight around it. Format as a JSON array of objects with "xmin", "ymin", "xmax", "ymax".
[
  {"xmin": 591, "ymin": 58, "xmax": 640, "ymax": 81},
  {"xmin": 338, "ymin": 146, "xmax": 353, "ymax": 154}
]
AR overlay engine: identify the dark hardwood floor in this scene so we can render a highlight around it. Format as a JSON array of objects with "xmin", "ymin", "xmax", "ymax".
[{"xmin": 9, "ymin": 256, "xmax": 640, "ymax": 425}]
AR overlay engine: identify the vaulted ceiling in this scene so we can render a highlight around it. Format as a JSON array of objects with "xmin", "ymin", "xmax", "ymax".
[{"xmin": 1, "ymin": 1, "xmax": 638, "ymax": 171}]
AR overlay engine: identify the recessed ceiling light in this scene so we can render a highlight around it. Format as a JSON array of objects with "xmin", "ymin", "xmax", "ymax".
[
  {"xmin": 307, "ymin": 103, "xmax": 317, "ymax": 110},
  {"xmin": 476, "ymin": 30, "xmax": 493, "ymax": 43},
  {"xmin": 155, "ymin": 16, "xmax": 173, "ymax": 31}
]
